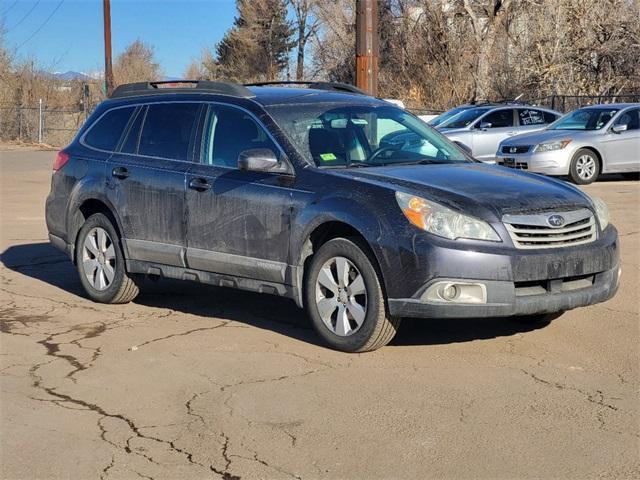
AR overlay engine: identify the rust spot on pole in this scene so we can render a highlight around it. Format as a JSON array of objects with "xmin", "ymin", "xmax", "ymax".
[{"xmin": 355, "ymin": 0, "xmax": 379, "ymax": 96}]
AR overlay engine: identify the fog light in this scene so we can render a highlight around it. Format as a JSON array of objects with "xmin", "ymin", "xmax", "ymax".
[
  {"xmin": 441, "ymin": 284, "xmax": 459, "ymax": 300},
  {"xmin": 422, "ymin": 281, "xmax": 487, "ymax": 304}
]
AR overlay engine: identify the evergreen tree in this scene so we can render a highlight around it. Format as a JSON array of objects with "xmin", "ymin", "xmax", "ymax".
[{"xmin": 213, "ymin": 0, "xmax": 294, "ymax": 81}]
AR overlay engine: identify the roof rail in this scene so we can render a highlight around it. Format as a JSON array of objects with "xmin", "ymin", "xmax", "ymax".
[
  {"xmin": 110, "ymin": 80, "xmax": 256, "ymax": 99},
  {"xmin": 244, "ymin": 81, "xmax": 368, "ymax": 96},
  {"xmin": 469, "ymin": 98, "xmax": 527, "ymax": 106}
]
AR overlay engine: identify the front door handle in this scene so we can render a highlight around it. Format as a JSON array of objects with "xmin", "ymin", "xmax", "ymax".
[
  {"xmin": 188, "ymin": 177, "xmax": 211, "ymax": 192},
  {"xmin": 112, "ymin": 167, "xmax": 130, "ymax": 179}
]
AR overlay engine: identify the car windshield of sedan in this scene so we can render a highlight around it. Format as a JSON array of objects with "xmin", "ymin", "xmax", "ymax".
[
  {"xmin": 266, "ymin": 104, "xmax": 471, "ymax": 168},
  {"xmin": 429, "ymin": 106, "xmax": 468, "ymax": 126},
  {"xmin": 437, "ymin": 107, "xmax": 492, "ymax": 129},
  {"xmin": 550, "ymin": 108, "xmax": 620, "ymax": 130}
]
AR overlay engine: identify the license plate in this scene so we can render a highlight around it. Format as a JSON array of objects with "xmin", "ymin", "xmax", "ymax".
[
  {"xmin": 547, "ymin": 258, "xmax": 585, "ymax": 278},
  {"xmin": 503, "ymin": 157, "xmax": 516, "ymax": 166}
]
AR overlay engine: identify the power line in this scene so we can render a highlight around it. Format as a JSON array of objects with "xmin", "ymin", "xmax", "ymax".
[
  {"xmin": 7, "ymin": 0, "xmax": 42, "ymax": 32},
  {"xmin": 15, "ymin": 0, "xmax": 64, "ymax": 50},
  {"xmin": 1, "ymin": 1, "xmax": 20, "ymax": 17}
]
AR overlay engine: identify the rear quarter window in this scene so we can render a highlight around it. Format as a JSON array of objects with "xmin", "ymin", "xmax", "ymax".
[
  {"xmin": 543, "ymin": 111, "xmax": 560, "ymax": 124},
  {"xmin": 84, "ymin": 107, "xmax": 135, "ymax": 151}
]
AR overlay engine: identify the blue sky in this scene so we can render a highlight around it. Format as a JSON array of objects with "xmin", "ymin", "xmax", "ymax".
[{"xmin": 1, "ymin": 0, "xmax": 238, "ymax": 77}]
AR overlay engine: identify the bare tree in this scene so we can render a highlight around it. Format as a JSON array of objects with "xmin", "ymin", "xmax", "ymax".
[
  {"xmin": 288, "ymin": 0, "xmax": 320, "ymax": 79},
  {"xmin": 184, "ymin": 59, "xmax": 205, "ymax": 80},
  {"xmin": 113, "ymin": 39, "xmax": 162, "ymax": 86}
]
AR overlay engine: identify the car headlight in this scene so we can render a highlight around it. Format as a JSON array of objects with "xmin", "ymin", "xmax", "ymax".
[
  {"xmin": 591, "ymin": 195, "xmax": 610, "ymax": 230},
  {"xmin": 534, "ymin": 139, "xmax": 572, "ymax": 152},
  {"xmin": 395, "ymin": 192, "xmax": 500, "ymax": 241}
]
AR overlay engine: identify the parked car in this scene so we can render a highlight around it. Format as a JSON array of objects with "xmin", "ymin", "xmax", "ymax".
[
  {"xmin": 46, "ymin": 81, "xmax": 620, "ymax": 352},
  {"xmin": 428, "ymin": 104, "xmax": 478, "ymax": 127},
  {"xmin": 436, "ymin": 104, "xmax": 562, "ymax": 162},
  {"xmin": 496, "ymin": 103, "xmax": 640, "ymax": 184}
]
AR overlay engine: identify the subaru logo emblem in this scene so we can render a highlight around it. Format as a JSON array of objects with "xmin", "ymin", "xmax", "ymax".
[
  {"xmin": 547, "ymin": 215, "xmax": 565, "ymax": 227},
  {"xmin": 509, "ymin": 147, "xmax": 517, "ymax": 153}
]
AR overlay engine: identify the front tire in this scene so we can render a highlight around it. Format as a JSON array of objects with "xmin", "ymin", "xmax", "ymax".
[
  {"xmin": 304, "ymin": 237, "xmax": 401, "ymax": 352},
  {"xmin": 75, "ymin": 213, "xmax": 139, "ymax": 304},
  {"xmin": 569, "ymin": 149, "xmax": 600, "ymax": 184}
]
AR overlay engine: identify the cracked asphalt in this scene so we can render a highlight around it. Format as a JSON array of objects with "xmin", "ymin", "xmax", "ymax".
[{"xmin": 1, "ymin": 150, "xmax": 639, "ymax": 479}]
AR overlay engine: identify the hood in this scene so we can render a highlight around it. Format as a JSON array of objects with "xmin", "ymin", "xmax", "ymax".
[
  {"xmin": 329, "ymin": 163, "xmax": 592, "ymax": 221},
  {"xmin": 501, "ymin": 128, "xmax": 595, "ymax": 147}
]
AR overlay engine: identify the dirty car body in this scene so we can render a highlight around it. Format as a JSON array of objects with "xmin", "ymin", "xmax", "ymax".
[{"xmin": 45, "ymin": 81, "xmax": 620, "ymax": 352}]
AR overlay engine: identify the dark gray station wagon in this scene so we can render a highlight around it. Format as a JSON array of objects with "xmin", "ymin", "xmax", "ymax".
[{"xmin": 46, "ymin": 81, "xmax": 620, "ymax": 352}]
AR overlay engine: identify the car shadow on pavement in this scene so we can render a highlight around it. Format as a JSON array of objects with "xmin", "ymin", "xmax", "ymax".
[{"xmin": 2, "ymin": 242, "xmax": 549, "ymax": 349}]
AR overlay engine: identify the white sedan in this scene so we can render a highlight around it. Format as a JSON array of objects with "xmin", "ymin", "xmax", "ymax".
[{"xmin": 496, "ymin": 103, "xmax": 640, "ymax": 184}]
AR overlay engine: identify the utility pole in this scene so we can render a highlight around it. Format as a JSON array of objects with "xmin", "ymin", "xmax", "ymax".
[
  {"xmin": 103, "ymin": 0, "xmax": 114, "ymax": 97},
  {"xmin": 355, "ymin": 0, "xmax": 379, "ymax": 96}
]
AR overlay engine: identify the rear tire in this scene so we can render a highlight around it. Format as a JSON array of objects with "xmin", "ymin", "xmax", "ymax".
[
  {"xmin": 569, "ymin": 149, "xmax": 600, "ymax": 184},
  {"xmin": 75, "ymin": 213, "xmax": 140, "ymax": 304},
  {"xmin": 304, "ymin": 237, "xmax": 401, "ymax": 352}
]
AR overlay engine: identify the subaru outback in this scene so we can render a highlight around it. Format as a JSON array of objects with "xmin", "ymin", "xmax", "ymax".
[{"xmin": 45, "ymin": 81, "xmax": 620, "ymax": 352}]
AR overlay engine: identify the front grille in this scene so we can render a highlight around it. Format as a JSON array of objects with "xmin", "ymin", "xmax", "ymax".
[
  {"xmin": 503, "ymin": 209, "xmax": 597, "ymax": 249},
  {"xmin": 501, "ymin": 160, "xmax": 528, "ymax": 170},
  {"xmin": 501, "ymin": 145, "xmax": 530, "ymax": 154}
]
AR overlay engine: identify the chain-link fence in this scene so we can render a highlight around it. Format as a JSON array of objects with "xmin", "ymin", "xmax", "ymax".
[{"xmin": 0, "ymin": 103, "xmax": 91, "ymax": 147}]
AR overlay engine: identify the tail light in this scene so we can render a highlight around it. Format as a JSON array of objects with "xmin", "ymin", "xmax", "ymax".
[{"xmin": 53, "ymin": 151, "xmax": 70, "ymax": 171}]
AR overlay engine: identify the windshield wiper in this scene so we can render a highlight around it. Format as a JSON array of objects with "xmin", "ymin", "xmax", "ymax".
[
  {"xmin": 347, "ymin": 162, "xmax": 376, "ymax": 168},
  {"xmin": 378, "ymin": 159, "xmax": 438, "ymax": 167}
]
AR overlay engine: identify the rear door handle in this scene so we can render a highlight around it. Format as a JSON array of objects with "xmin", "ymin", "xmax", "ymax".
[
  {"xmin": 188, "ymin": 177, "xmax": 211, "ymax": 192},
  {"xmin": 112, "ymin": 167, "xmax": 130, "ymax": 179}
]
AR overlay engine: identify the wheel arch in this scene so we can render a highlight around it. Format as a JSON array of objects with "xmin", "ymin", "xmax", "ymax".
[
  {"xmin": 574, "ymin": 145, "xmax": 603, "ymax": 168},
  {"xmin": 68, "ymin": 197, "xmax": 125, "ymax": 263},
  {"xmin": 293, "ymin": 219, "xmax": 387, "ymax": 308}
]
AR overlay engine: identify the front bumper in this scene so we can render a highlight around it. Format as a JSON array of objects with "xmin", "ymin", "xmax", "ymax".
[
  {"xmin": 387, "ymin": 226, "xmax": 620, "ymax": 318},
  {"xmin": 495, "ymin": 149, "xmax": 572, "ymax": 175}
]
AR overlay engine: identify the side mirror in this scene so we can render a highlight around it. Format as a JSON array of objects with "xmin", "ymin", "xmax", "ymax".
[
  {"xmin": 238, "ymin": 148, "xmax": 280, "ymax": 172},
  {"xmin": 612, "ymin": 124, "xmax": 628, "ymax": 133},
  {"xmin": 479, "ymin": 122, "xmax": 492, "ymax": 130}
]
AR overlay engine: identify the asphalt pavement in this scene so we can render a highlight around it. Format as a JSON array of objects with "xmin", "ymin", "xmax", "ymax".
[{"xmin": 1, "ymin": 149, "xmax": 639, "ymax": 479}]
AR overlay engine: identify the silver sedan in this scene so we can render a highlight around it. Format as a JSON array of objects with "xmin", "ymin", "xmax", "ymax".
[{"xmin": 496, "ymin": 103, "xmax": 640, "ymax": 184}]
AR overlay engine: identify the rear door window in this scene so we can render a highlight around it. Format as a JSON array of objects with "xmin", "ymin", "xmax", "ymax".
[
  {"xmin": 518, "ymin": 109, "xmax": 548, "ymax": 126},
  {"xmin": 84, "ymin": 107, "xmax": 135, "ymax": 151},
  {"xmin": 138, "ymin": 103, "xmax": 201, "ymax": 161},
  {"xmin": 480, "ymin": 109, "xmax": 514, "ymax": 128}
]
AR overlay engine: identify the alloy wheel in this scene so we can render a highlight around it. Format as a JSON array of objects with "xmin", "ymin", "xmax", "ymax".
[
  {"xmin": 82, "ymin": 227, "xmax": 116, "ymax": 291},
  {"xmin": 576, "ymin": 154, "xmax": 596, "ymax": 180},
  {"xmin": 315, "ymin": 256, "xmax": 367, "ymax": 336}
]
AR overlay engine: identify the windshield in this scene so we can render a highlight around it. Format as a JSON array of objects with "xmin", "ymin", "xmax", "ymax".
[
  {"xmin": 266, "ymin": 104, "xmax": 471, "ymax": 168},
  {"xmin": 430, "ymin": 107, "xmax": 468, "ymax": 126},
  {"xmin": 551, "ymin": 108, "xmax": 620, "ymax": 130},
  {"xmin": 438, "ymin": 107, "xmax": 491, "ymax": 129}
]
